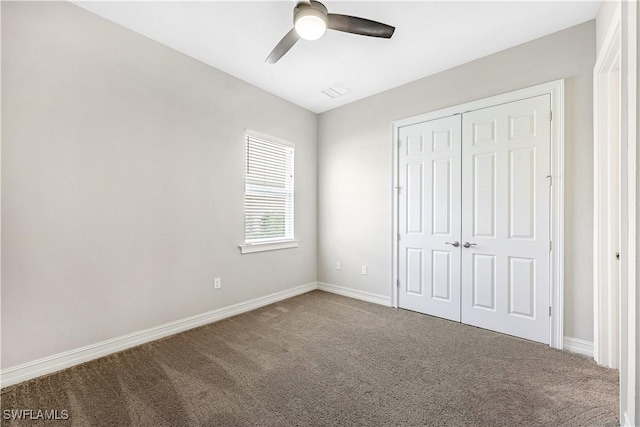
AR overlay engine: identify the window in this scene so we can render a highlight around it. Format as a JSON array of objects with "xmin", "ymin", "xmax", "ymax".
[{"xmin": 241, "ymin": 131, "xmax": 297, "ymax": 254}]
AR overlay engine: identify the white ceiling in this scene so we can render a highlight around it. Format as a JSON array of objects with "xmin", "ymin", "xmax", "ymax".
[{"xmin": 73, "ymin": 1, "xmax": 600, "ymax": 113}]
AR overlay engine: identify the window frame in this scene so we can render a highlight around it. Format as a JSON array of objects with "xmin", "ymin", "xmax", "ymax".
[{"xmin": 239, "ymin": 130, "xmax": 298, "ymax": 254}]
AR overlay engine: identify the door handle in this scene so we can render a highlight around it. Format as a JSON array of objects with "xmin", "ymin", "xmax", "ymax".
[
  {"xmin": 445, "ymin": 241, "xmax": 460, "ymax": 247},
  {"xmin": 463, "ymin": 242, "xmax": 477, "ymax": 248}
]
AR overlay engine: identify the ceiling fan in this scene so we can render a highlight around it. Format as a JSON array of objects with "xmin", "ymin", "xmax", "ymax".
[{"xmin": 266, "ymin": 0, "xmax": 395, "ymax": 64}]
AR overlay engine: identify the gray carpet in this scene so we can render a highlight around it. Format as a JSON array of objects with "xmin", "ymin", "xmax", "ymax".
[{"xmin": 1, "ymin": 290, "xmax": 618, "ymax": 426}]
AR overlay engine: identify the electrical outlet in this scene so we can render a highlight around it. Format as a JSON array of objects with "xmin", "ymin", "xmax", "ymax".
[
  {"xmin": 361, "ymin": 266, "xmax": 367, "ymax": 275},
  {"xmin": 336, "ymin": 262, "xmax": 341, "ymax": 270},
  {"xmin": 214, "ymin": 278, "xmax": 221, "ymax": 290}
]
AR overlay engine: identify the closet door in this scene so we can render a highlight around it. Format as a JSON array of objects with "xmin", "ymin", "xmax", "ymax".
[
  {"xmin": 398, "ymin": 115, "xmax": 462, "ymax": 321},
  {"xmin": 460, "ymin": 95, "xmax": 551, "ymax": 344}
]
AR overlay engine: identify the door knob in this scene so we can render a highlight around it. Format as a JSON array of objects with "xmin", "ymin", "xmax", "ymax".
[
  {"xmin": 445, "ymin": 241, "xmax": 460, "ymax": 247},
  {"xmin": 463, "ymin": 242, "xmax": 477, "ymax": 248}
]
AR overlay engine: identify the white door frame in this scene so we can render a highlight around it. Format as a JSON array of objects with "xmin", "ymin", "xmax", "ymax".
[
  {"xmin": 594, "ymin": 2, "xmax": 638, "ymax": 425},
  {"xmin": 391, "ymin": 80, "xmax": 565, "ymax": 349},
  {"xmin": 593, "ymin": 3, "xmax": 622, "ymax": 370}
]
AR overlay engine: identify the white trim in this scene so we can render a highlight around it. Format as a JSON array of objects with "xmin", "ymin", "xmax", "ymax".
[
  {"xmin": 563, "ymin": 337, "xmax": 594, "ymax": 358},
  {"xmin": 317, "ymin": 282, "xmax": 392, "ymax": 307},
  {"xmin": 239, "ymin": 240, "xmax": 299, "ymax": 254},
  {"xmin": 593, "ymin": 2, "xmax": 622, "ymax": 370},
  {"xmin": 391, "ymin": 121, "xmax": 400, "ymax": 309},
  {"xmin": 621, "ymin": 0, "xmax": 638, "ymax": 424},
  {"xmin": 0, "ymin": 282, "xmax": 317, "ymax": 388},
  {"xmin": 391, "ymin": 80, "xmax": 565, "ymax": 349},
  {"xmin": 623, "ymin": 411, "xmax": 632, "ymax": 427},
  {"xmin": 549, "ymin": 81, "xmax": 566, "ymax": 351}
]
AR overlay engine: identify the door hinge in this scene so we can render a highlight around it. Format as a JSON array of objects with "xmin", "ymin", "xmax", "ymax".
[
  {"xmin": 396, "ymin": 279, "xmax": 400, "ymax": 288},
  {"xmin": 545, "ymin": 175, "xmax": 552, "ymax": 186},
  {"xmin": 549, "ymin": 306, "xmax": 552, "ymax": 316},
  {"xmin": 549, "ymin": 241, "xmax": 552, "ymax": 251},
  {"xmin": 616, "ymin": 252, "xmax": 620, "ymax": 260},
  {"xmin": 550, "ymin": 111, "xmax": 553, "ymax": 121},
  {"xmin": 395, "ymin": 186, "xmax": 402, "ymax": 194},
  {"xmin": 398, "ymin": 233, "xmax": 401, "ymax": 241}
]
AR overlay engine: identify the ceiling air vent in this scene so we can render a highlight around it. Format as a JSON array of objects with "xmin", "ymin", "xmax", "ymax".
[{"xmin": 321, "ymin": 83, "xmax": 351, "ymax": 99}]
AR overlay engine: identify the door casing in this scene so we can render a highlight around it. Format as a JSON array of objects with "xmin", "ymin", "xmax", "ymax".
[
  {"xmin": 593, "ymin": 2, "xmax": 638, "ymax": 425},
  {"xmin": 391, "ymin": 80, "xmax": 565, "ymax": 349},
  {"xmin": 593, "ymin": 10, "xmax": 621, "ymax": 369}
]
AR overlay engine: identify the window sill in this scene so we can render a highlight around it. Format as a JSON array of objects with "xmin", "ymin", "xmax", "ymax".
[{"xmin": 239, "ymin": 240, "xmax": 299, "ymax": 254}]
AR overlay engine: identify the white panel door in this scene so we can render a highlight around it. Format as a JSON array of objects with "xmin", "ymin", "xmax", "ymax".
[
  {"xmin": 460, "ymin": 95, "xmax": 551, "ymax": 344},
  {"xmin": 398, "ymin": 115, "xmax": 462, "ymax": 321}
]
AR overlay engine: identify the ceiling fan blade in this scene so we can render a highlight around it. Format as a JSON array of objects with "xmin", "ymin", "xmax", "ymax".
[
  {"xmin": 265, "ymin": 28, "xmax": 300, "ymax": 64},
  {"xmin": 327, "ymin": 14, "xmax": 395, "ymax": 38}
]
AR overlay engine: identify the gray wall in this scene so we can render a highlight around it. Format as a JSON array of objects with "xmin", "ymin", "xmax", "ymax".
[
  {"xmin": 318, "ymin": 22, "xmax": 596, "ymax": 342},
  {"xmin": 1, "ymin": 1, "xmax": 317, "ymax": 369}
]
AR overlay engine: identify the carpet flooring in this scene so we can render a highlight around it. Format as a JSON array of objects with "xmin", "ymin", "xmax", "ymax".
[{"xmin": 1, "ymin": 290, "xmax": 619, "ymax": 426}]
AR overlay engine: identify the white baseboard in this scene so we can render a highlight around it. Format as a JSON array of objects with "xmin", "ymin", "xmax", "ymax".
[
  {"xmin": 0, "ymin": 282, "xmax": 317, "ymax": 389},
  {"xmin": 317, "ymin": 282, "xmax": 392, "ymax": 307},
  {"xmin": 563, "ymin": 336, "xmax": 594, "ymax": 358}
]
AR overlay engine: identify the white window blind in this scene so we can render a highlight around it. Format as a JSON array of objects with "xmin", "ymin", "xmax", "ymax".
[{"xmin": 244, "ymin": 132, "xmax": 294, "ymax": 244}]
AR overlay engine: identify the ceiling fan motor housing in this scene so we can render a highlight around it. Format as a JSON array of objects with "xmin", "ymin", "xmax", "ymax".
[{"xmin": 294, "ymin": 1, "xmax": 328, "ymax": 17}]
